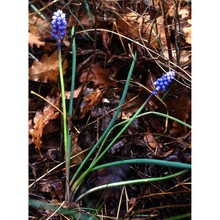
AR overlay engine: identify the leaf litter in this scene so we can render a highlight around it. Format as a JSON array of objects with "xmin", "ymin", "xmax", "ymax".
[
  {"xmin": 29, "ymin": 50, "xmax": 68, "ymax": 82},
  {"xmin": 29, "ymin": 95, "xmax": 60, "ymax": 157},
  {"xmin": 29, "ymin": 1, "xmax": 191, "ymax": 218}
]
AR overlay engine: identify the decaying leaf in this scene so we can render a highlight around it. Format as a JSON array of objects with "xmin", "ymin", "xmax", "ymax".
[
  {"xmin": 121, "ymin": 93, "xmax": 142, "ymax": 120},
  {"xmin": 169, "ymin": 120, "xmax": 186, "ymax": 136},
  {"xmin": 163, "ymin": 49, "xmax": 191, "ymax": 67},
  {"xmin": 79, "ymin": 88, "xmax": 103, "ymax": 119},
  {"xmin": 29, "ymin": 50, "xmax": 68, "ymax": 82},
  {"xmin": 165, "ymin": 93, "xmax": 191, "ymax": 121},
  {"xmin": 38, "ymin": 179, "xmax": 64, "ymax": 200},
  {"xmin": 70, "ymin": 136, "xmax": 85, "ymax": 165},
  {"xmin": 158, "ymin": 148, "xmax": 175, "ymax": 158},
  {"xmin": 178, "ymin": 7, "xmax": 190, "ymax": 19},
  {"xmin": 29, "ymin": 32, "xmax": 45, "ymax": 49},
  {"xmin": 29, "ymin": 15, "xmax": 51, "ymax": 38},
  {"xmin": 109, "ymin": 139, "xmax": 127, "ymax": 154},
  {"xmin": 183, "ymin": 19, "xmax": 191, "ymax": 44},
  {"xmin": 29, "ymin": 96, "xmax": 60, "ymax": 156},
  {"xmin": 144, "ymin": 133, "xmax": 159, "ymax": 149},
  {"xmin": 64, "ymin": 85, "xmax": 83, "ymax": 99},
  {"xmin": 79, "ymin": 62, "xmax": 117, "ymax": 88},
  {"xmin": 178, "ymin": 6, "xmax": 191, "ymax": 45},
  {"xmin": 94, "ymin": 165, "xmax": 130, "ymax": 201},
  {"xmin": 116, "ymin": 12, "xmax": 166, "ymax": 49}
]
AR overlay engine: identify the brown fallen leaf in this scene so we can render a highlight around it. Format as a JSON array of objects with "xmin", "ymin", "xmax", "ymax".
[
  {"xmin": 178, "ymin": 7, "xmax": 191, "ymax": 19},
  {"xmin": 79, "ymin": 88, "xmax": 103, "ymax": 119},
  {"xmin": 157, "ymin": 148, "xmax": 175, "ymax": 158},
  {"xmin": 29, "ymin": 50, "xmax": 68, "ymax": 82},
  {"xmin": 38, "ymin": 179, "xmax": 64, "ymax": 200},
  {"xmin": 79, "ymin": 62, "xmax": 117, "ymax": 88},
  {"xmin": 94, "ymin": 165, "xmax": 130, "ymax": 202},
  {"xmin": 165, "ymin": 93, "xmax": 191, "ymax": 121},
  {"xmin": 70, "ymin": 136, "xmax": 85, "ymax": 165},
  {"xmin": 29, "ymin": 15, "xmax": 51, "ymax": 38},
  {"xmin": 64, "ymin": 85, "xmax": 83, "ymax": 99},
  {"xmin": 116, "ymin": 12, "xmax": 166, "ymax": 49},
  {"xmin": 121, "ymin": 93, "xmax": 142, "ymax": 120},
  {"xmin": 183, "ymin": 19, "xmax": 191, "ymax": 44},
  {"xmin": 178, "ymin": 6, "xmax": 191, "ymax": 45},
  {"xmin": 144, "ymin": 133, "xmax": 159, "ymax": 149},
  {"xmin": 29, "ymin": 32, "xmax": 45, "ymax": 49},
  {"xmin": 29, "ymin": 96, "xmax": 60, "ymax": 156}
]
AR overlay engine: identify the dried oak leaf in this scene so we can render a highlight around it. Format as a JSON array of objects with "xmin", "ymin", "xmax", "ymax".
[
  {"xmin": 29, "ymin": 96, "xmax": 60, "ymax": 156},
  {"xmin": 117, "ymin": 12, "xmax": 166, "ymax": 49},
  {"xmin": 29, "ymin": 15, "xmax": 51, "ymax": 38},
  {"xmin": 29, "ymin": 32, "xmax": 45, "ymax": 49},
  {"xmin": 29, "ymin": 50, "xmax": 68, "ymax": 82},
  {"xmin": 79, "ymin": 62, "xmax": 117, "ymax": 88},
  {"xmin": 79, "ymin": 88, "xmax": 103, "ymax": 119},
  {"xmin": 183, "ymin": 19, "xmax": 191, "ymax": 44}
]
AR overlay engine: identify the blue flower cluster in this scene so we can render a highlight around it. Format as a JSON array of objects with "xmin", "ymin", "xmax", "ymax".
[
  {"xmin": 51, "ymin": 10, "xmax": 67, "ymax": 42},
  {"xmin": 153, "ymin": 71, "xmax": 175, "ymax": 95}
]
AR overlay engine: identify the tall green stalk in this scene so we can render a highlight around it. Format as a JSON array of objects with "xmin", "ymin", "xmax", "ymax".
[
  {"xmin": 69, "ymin": 52, "xmax": 137, "ymax": 195},
  {"xmin": 57, "ymin": 43, "xmax": 69, "ymax": 203},
  {"xmin": 71, "ymin": 89, "xmax": 154, "ymax": 195},
  {"xmin": 66, "ymin": 27, "xmax": 77, "ymax": 198}
]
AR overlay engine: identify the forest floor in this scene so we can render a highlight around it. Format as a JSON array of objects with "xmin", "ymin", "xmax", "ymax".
[{"xmin": 29, "ymin": 0, "xmax": 191, "ymax": 219}]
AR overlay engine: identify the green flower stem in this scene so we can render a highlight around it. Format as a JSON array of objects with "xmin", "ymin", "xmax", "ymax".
[
  {"xmin": 95, "ymin": 110, "xmax": 191, "ymax": 155},
  {"xmin": 57, "ymin": 43, "xmax": 69, "ymax": 202},
  {"xmin": 69, "ymin": 52, "xmax": 137, "ymax": 194},
  {"xmin": 164, "ymin": 213, "xmax": 191, "ymax": 220},
  {"xmin": 90, "ymin": 93, "xmax": 154, "ymax": 167},
  {"xmin": 90, "ymin": 159, "xmax": 191, "ymax": 172},
  {"xmin": 75, "ymin": 169, "xmax": 189, "ymax": 202},
  {"xmin": 71, "ymin": 92, "xmax": 154, "ymax": 195},
  {"xmin": 68, "ymin": 27, "xmax": 76, "ymax": 118},
  {"xmin": 66, "ymin": 27, "xmax": 76, "ymax": 191}
]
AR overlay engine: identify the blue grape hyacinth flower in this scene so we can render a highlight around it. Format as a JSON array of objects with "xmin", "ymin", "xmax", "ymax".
[
  {"xmin": 51, "ymin": 9, "xmax": 67, "ymax": 43},
  {"xmin": 152, "ymin": 71, "xmax": 175, "ymax": 95}
]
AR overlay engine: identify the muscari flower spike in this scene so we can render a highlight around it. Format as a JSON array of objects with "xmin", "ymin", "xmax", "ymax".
[
  {"xmin": 152, "ymin": 71, "xmax": 175, "ymax": 95},
  {"xmin": 51, "ymin": 9, "xmax": 67, "ymax": 43}
]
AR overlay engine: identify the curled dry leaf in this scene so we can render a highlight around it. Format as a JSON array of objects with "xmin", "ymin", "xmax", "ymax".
[
  {"xmin": 144, "ymin": 133, "xmax": 159, "ymax": 149},
  {"xmin": 29, "ymin": 32, "xmax": 45, "ymax": 49},
  {"xmin": 116, "ymin": 12, "xmax": 166, "ymax": 49},
  {"xmin": 29, "ymin": 96, "xmax": 60, "ymax": 156},
  {"xmin": 79, "ymin": 88, "xmax": 103, "ymax": 119},
  {"xmin": 80, "ymin": 62, "xmax": 117, "ymax": 88},
  {"xmin": 29, "ymin": 50, "xmax": 68, "ymax": 82},
  {"xmin": 64, "ymin": 85, "xmax": 83, "ymax": 99}
]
